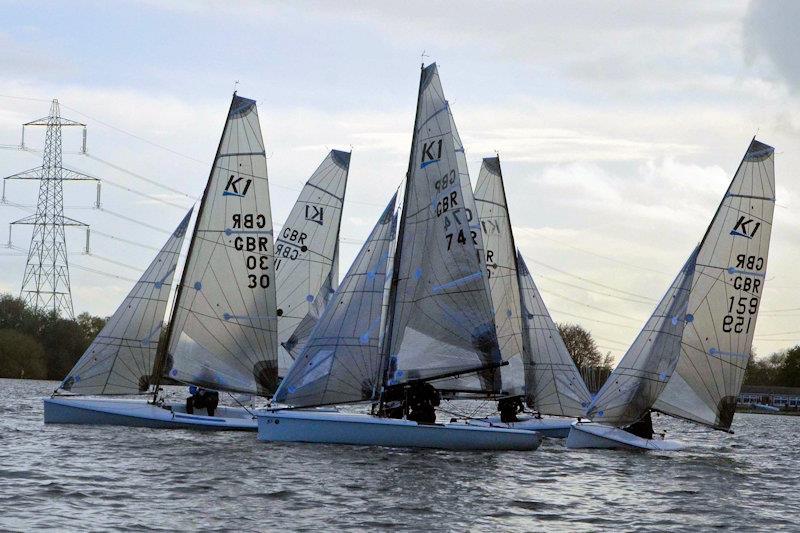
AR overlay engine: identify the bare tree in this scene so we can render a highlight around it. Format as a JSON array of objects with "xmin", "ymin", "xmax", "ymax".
[{"xmin": 557, "ymin": 322, "xmax": 604, "ymax": 370}]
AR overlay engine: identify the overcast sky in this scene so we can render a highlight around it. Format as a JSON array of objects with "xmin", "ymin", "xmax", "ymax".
[{"xmin": 1, "ymin": 0, "xmax": 798, "ymax": 362}]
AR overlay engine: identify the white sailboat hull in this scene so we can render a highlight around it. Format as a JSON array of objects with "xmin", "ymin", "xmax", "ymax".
[
  {"xmin": 257, "ymin": 410, "xmax": 542, "ymax": 450},
  {"xmin": 565, "ymin": 422, "xmax": 687, "ymax": 451},
  {"xmin": 457, "ymin": 415, "xmax": 574, "ymax": 438},
  {"xmin": 43, "ymin": 397, "xmax": 257, "ymax": 431}
]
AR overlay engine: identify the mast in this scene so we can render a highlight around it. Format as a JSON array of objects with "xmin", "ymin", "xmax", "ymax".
[
  {"xmin": 377, "ymin": 64, "xmax": 426, "ymax": 399},
  {"xmin": 150, "ymin": 93, "xmax": 237, "ymax": 403}
]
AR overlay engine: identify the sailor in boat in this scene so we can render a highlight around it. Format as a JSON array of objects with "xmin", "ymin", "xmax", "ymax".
[
  {"xmin": 379, "ymin": 386, "xmax": 405, "ymax": 419},
  {"xmin": 406, "ymin": 382, "xmax": 441, "ymax": 424},
  {"xmin": 622, "ymin": 411, "xmax": 654, "ymax": 440},
  {"xmin": 185, "ymin": 385, "xmax": 220, "ymax": 416},
  {"xmin": 378, "ymin": 382, "xmax": 441, "ymax": 423},
  {"xmin": 497, "ymin": 396, "xmax": 525, "ymax": 423}
]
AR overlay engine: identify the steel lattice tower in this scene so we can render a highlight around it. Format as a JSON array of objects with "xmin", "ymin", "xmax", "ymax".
[{"xmin": 3, "ymin": 99, "xmax": 98, "ymax": 318}]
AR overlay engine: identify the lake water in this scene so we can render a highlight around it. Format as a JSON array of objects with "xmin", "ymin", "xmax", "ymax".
[{"xmin": 1, "ymin": 378, "xmax": 798, "ymax": 531}]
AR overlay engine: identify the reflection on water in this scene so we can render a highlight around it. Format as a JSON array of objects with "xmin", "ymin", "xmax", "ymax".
[{"xmin": 1, "ymin": 378, "xmax": 797, "ymax": 531}]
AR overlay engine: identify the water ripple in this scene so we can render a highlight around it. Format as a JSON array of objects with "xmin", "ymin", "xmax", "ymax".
[{"xmin": 1, "ymin": 378, "xmax": 798, "ymax": 531}]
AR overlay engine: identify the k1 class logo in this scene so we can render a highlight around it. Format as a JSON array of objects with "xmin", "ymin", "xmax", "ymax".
[
  {"xmin": 420, "ymin": 138, "xmax": 443, "ymax": 169},
  {"xmin": 223, "ymin": 174, "xmax": 252, "ymax": 197},
  {"xmin": 481, "ymin": 219, "xmax": 500, "ymax": 235},
  {"xmin": 730, "ymin": 216, "xmax": 761, "ymax": 239},
  {"xmin": 305, "ymin": 204, "xmax": 324, "ymax": 225}
]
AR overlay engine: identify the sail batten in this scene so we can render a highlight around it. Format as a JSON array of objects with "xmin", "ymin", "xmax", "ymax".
[
  {"xmin": 165, "ymin": 94, "xmax": 279, "ymax": 397},
  {"xmin": 59, "ymin": 209, "xmax": 192, "ymax": 395}
]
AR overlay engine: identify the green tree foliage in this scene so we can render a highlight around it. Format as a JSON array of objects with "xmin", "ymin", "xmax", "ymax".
[
  {"xmin": 743, "ymin": 346, "xmax": 800, "ymax": 388},
  {"xmin": 0, "ymin": 294, "xmax": 107, "ymax": 380},
  {"xmin": 0, "ymin": 329, "xmax": 46, "ymax": 378},
  {"xmin": 777, "ymin": 346, "xmax": 800, "ymax": 387},
  {"xmin": 77, "ymin": 312, "xmax": 106, "ymax": 340}
]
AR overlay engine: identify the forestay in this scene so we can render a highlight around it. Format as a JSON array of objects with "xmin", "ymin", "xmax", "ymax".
[
  {"xmin": 276, "ymin": 150, "xmax": 349, "ymax": 376},
  {"xmin": 386, "ymin": 63, "xmax": 501, "ymax": 391},
  {"xmin": 517, "ymin": 252, "xmax": 593, "ymax": 417},
  {"xmin": 586, "ymin": 249, "xmax": 698, "ymax": 426},
  {"xmin": 274, "ymin": 194, "xmax": 398, "ymax": 407},
  {"xmin": 59, "ymin": 209, "xmax": 192, "ymax": 395},
  {"xmin": 653, "ymin": 139, "xmax": 775, "ymax": 430},
  {"xmin": 165, "ymin": 95, "xmax": 279, "ymax": 397}
]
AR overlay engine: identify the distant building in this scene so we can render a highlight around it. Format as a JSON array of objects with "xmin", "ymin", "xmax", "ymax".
[{"xmin": 738, "ymin": 386, "xmax": 800, "ymax": 411}]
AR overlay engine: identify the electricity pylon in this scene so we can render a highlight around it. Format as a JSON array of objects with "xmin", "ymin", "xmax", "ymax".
[{"xmin": 3, "ymin": 99, "xmax": 99, "ymax": 318}]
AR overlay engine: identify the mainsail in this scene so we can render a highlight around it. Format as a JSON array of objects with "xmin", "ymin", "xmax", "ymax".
[
  {"xmin": 385, "ymin": 63, "xmax": 501, "ymax": 390},
  {"xmin": 59, "ymin": 209, "xmax": 192, "ymax": 395},
  {"xmin": 164, "ymin": 94, "xmax": 279, "ymax": 397},
  {"xmin": 589, "ymin": 139, "xmax": 775, "ymax": 431},
  {"xmin": 653, "ymin": 139, "xmax": 775, "ymax": 430},
  {"xmin": 517, "ymin": 252, "xmax": 593, "ymax": 417},
  {"xmin": 276, "ymin": 150, "xmax": 349, "ymax": 376},
  {"xmin": 472, "ymin": 156, "xmax": 526, "ymax": 396},
  {"xmin": 274, "ymin": 194, "xmax": 398, "ymax": 407}
]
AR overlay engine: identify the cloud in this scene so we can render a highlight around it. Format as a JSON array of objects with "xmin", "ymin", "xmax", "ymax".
[{"xmin": 743, "ymin": 0, "xmax": 800, "ymax": 90}]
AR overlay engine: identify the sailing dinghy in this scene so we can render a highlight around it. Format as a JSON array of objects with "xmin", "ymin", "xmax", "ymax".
[
  {"xmin": 45, "ymin": 94, "xmax": 279, "ymax": 430},
  {"xmin": 566, "ymin": 139, "xmax": 776, "ymax": 450},
  {"xmin": 450, "ymin": 157, "xmax": 592, "ymax": 437},
  {"xmin": 258, "ymin": 64, "xmax": 541, "ymax": 451}
]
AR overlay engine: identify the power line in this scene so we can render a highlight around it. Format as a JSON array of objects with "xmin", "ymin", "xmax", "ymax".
[
  {"xmin": 536, "ymin": 273, "xmax": 655, "ymax": 305},
  {"xmin": 519, "ymin": 228, "xmax": 673, "ymax": 276},
  {"xmin": 83, "ymin": 153, "xmax": 199, "ymax": 201},
  {"xmin": 529, "ymin": 258, "xmax": 659, "ymax": 301},
  {"xmin": 548, "ymin": 306, "xmax": 639, "ymax": 329},
  {"xmin": 97, "ymin": 207, "xmax": 172, "ymax": 235},
  {"xmin": 538, "ymin": 285, "xmax": 644, "ymax": 323}
]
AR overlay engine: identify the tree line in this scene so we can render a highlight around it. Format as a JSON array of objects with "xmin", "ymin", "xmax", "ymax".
[
  {"xmin": 744, "ymin": 346, "xmax": 800, "ymax": 388},
  {"xmin": 2, "ymin": 290, "xmax": 795, "ymax": 391},
  {"xmin": 0, "ymin": 294, "xmax": 106, "ymax": 380}
]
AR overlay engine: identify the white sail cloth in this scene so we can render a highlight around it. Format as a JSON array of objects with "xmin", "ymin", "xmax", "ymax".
[
  {"xmin": 59, "ymin": 209, "xmax": 192, "ymax": 395},
  {"xmin": 274, "ymin": 194, "xmax": 398, "ymax": 407},
  {"xmin": 517, "ymin": 253, "xmax": 593, "ymax": 417},
  {"xmin": 653, "ymin": 139, "xmax": 775, "ymax": 430},
  {"xmin": 473, "ymin": 157, "xmax": 526, "ymax": 396},
  {"xmin": 166, "ymin": 95, "xmax": 279, "ymax": 397},
  {"xmin": 587, "ymin": 249, "xmax": 698, "ymax": 426},
  {"xmin": 589, "ymin": 138, "xmax": 775, "ymax": 431},
  {"xmin": 276, "ymin": 150, "xmax": 349, "ymax": 376},
  {"xmin": 386, "ymin": 63, "xmax": 501, "ymax": 391}
]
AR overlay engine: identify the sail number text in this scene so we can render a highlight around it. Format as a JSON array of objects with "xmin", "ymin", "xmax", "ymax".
[
  {"xmin": 721, "ymin": 254, "xmax": 765, "ymax": 334},
  {"xmin": 232, "ymin": 213, "xmax": 271, "ymax": 289},
  {"xmin": 434, "ymin": 169, "xmax": 477, "ymax": 253}
]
